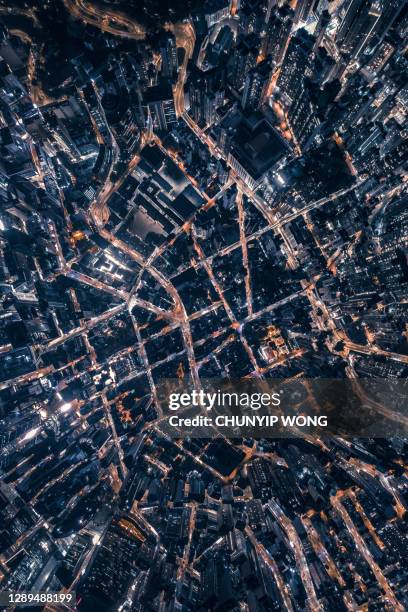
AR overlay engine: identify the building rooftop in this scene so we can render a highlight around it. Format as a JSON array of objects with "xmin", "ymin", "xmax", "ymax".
[{"xmin": 226, "ymin": 111, "xmax": 290, "ymax": 181}]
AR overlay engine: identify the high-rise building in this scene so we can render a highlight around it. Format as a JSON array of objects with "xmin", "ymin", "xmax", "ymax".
[
  {"xmin": 287, "ymin": 80, "xmax": 320, "ymax": 148},
  {"xmin": 200, "ymin": 556, "xmax": 236, "ymax": 609},
  {"xmin": 188, "ymin": 72, "xmax": 205, "ymax": 123},
  {"xmin": 143, "ymin": 79, "xmax": 177, "ymax": 132},
  {"xmin": 276, "ymin": 29, "xmax": 315, "ymax": 109},
  {"xmin": 159, "ymin": 32, "xmax": 178, "ymax": 81},
  {"xmin": 229, "ymin": 34, "xmax": 260, "ymax": 90},
  {"xmin": 262, "ymin": 6, "xmax": 294, "ymax": 66},
  {"xmin": 336, "ymin": 0, "xmax": 365, "ymax": 44},
  {"xmin": 240, "ymin": 3, "xmax": 262, "ymax": 36},
  {"xmin": 313, "ymin": 46, "xmax": 336, "ymax": 85},
  {"xmin": 188, "ymin": 69, "xmax": 224, "ymax": 126},
  {"xmin": 375, "ymin": 0, "xmax": 406, "ymax": 42},
  {"xmin": 313, "ymin": 9, "xmax": 331, "ymax": 52},
  {"xmin": 80, "ymin": 514, "xmax": 155, "ymax": 610},
  {"xmin": 336, "ymin": 0, "xmax": 382, "ymax": 62},
  {"xmin": 218, "ymin": 125, "xmax": 236, "ymax": 154},
  {"xmin": 204, "ymin": 91, "xmax": 220, "ymax": 125},
  {"xmin": 293, "ymin": 0, "xmax": 315, "ymax": 27},
  {"xmin": 81, "ymin": 83, "xmax": 112, "ymax": 144},
  {"xmin": 205, "ymin": 0, "xmax": 231, "ymax": 27},
  {"xmin": 313, "ymin": 0, "xmax": 330, "ymax": 18},
  {"xmin": 362, "ymin": 41, "xmax": 394, "ymax": 80},
  {"xmin": 242, "ymin": 57, "xmax": 271, "ymax": 111}
]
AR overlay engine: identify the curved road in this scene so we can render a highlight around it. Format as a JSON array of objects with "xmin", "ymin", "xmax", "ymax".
[{"xmin": 63, "ymin": 0, "xmax": 145, "ymax": 39}]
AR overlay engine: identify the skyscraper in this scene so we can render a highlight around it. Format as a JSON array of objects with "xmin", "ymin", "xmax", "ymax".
[
  {"xmin": 144, "ymin": 79, "xmax": 177, "ymax": 131},
  {"xmin": 242, "ymin": 57, "xmax": 271, "ymax": 111},
  {"xmin": 79, "ymin": 514, "xmax": 155, "ymax": 610},
  {"xmin": 287, "ymin": 80, "xmax": 320, "ymax": 148},
  {"xmin": 293, "ymin": 0, "xmax": 315, "ymax": 27},
  {"xmin": 229, "ymin": 34, "xmax": 260, "ymax": 91},
  {"xmin": 276, "ymin": 29, "xmax": 315, "ymax": 109},
  {"xmin": 159, "ymin": 32, "xmax": 178, "ymax": 81},
  {"xmin": 336, "ymin": 0, "xmax": 382, "ymax": 62},
  {"xmin": 262, "ymin": 6, "xmax": 294, "ymax": 66},
  {"xmin": 375, "ymin": 0, "xmax": 407, "ymax": 41},
  {"xmin": 188, "ymin": 69, "xmax": 224, "ymax": 126}
]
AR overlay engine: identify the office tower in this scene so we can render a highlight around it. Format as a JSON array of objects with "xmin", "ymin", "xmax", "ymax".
[
  {"xmin": 239, "ymin": 0, "xmax": 266, "ymax": 36},
  {"xmin": 287, "ymin": 80, "xmax": 320, "ymax": 147},
  {"xmin": 276, "ymin": 29, "xmax": 315, "ymax": 109},
  {"xmin": 200, "ymin": 556, "xmax": 236, "ymax": 609},
  {"xmin": 205, "ymin": 0, "xmax": 231, "ymax": 27},
  {"xmin": 229, "ymin": 34, "xmax": 260, "ymax": 90},
  {"xmin": 262, "ymin": 6, "xmax": 294, "ymax": 66},
  {"xmin": 293, "ymin": 0, "xmax": 315, "ymax": 27},
  {"xmin": 375, "ymin": 0, "xmax": 406, "ymax": 41},
  {"xmin": 159, "ymin": 31, "xmax": 178, "ymax": 81},
  {"xmin": 242, "ymin": 57, "xmax": 271, "ymax": 110},
  {"xmin": 188, "ymin": 69, "xmax": 224, "ymax": 126},
  {"xmin": 313, "ymin": 46, "xmax": 336, "ymax": 85},
  {"xmin": 188, "ymin": 71, "xmax": 205, "ymax": 123},
  {"xmin": 265, "ymin": 0, "xmax": 278, "ymax": 23},
  {"xmin": 218, "ymin": 125, "xmax": 235, "ymax": 154},
  {"xmin": 336, "ymin": 0, "xmax": 382, "ymax": 62},
  {"xmin": 144, "ymin": 79, "xmax": 177, "ymax": 131},
  {"xmin": 313, "ymin": 9, "xmax": 331, "ymax": 51}
]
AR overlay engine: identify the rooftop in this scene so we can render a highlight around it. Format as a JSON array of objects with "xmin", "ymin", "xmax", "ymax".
[{"xmin": 223, "ymin": 111, "xmax": 290, "ymax": 181}]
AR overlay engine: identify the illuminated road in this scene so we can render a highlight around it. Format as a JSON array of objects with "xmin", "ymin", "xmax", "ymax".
[
  {"xmin": 166, "ymin": 437, "xmax": 229, "ymax": 484},
  {"xmin": 267, "ymin": 500, "xmax": 322, "ymax": 612},
  {"xmin": 197, "ymin": 333, "xmax": 235, "ymax": 370},
  {"xmin": 344, "ymin": 340, "xmax": 408, "ymax": 365},
  {"xmin": 0, "ymin": 365, "xmax": 54, "ymax": 393},
  {"xmin": 301, "ymin": 515, "xmax": 348, "ymax": 590},
  {"xmin": 0, "ymin": 5, "xmax": 40, "ymax": 27},
  {"xmin": 101, "ymin": 393, "xmax": 127, "ymax": 478},
  {"xmin": 331, "ymin": 495, "xmax": 402, "ymax": 610},
  {"xmin": 182, "ymin": 109, "xmax": 365, "ymax": 232},
  {"xmin": 191, "ymin": 225, "xmax": 261, "ymax": 374},
  {"xmin": 168, "ymin": 22, "xmax": 196, "ymax": 116},
  {"xmin": 177, "ymin": 502, "xmax": 197, "ymax": 584},
  {"xmin": 80, "ymin": 82, "xmax": 122, "ymax": 227},
  {"xmin": 347, "ymin": 489, "xmax": 385, "ymax": 551},
  {"xmin": 63, "ymin": 0, "xmax": 145, "ymax": 39},
  {"xmin": 39, "ymin": 304, "xmax": 126, "ymax": 353},
  {"xmin": 192, "ymin": 534, "xmax": 224, "ymax": 567},
  {"xmin": 129, "ymin": 312, "xmax": 161, "ymax": 416},
  {"xmin": 31, "ymin": 461, "xmax": 87, "ymax": 504},
  {"xmin": 3, "ymin": 4, "xmax": 407, "ymax": 608},
  {"xmin": 67, "ymin": 270, "xmax": 129, "ymax": 301},
  {"xmin": 196, "ymin": 16, "xmax": 238, "ymax": 72},
  {"xmin": 99, "ymin": 229, "xmax": 200, "ymax": 389},
  {"xmin": 237, "ymin": 189, "xmax": 253, "ymax": 316},
  {"xmin": 245, "ymin": 526, "xmax": 294, "ymax": 612},
  {"xmin": 344, "ymin": 456, "xmax": 407, "ymax": 519}
]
